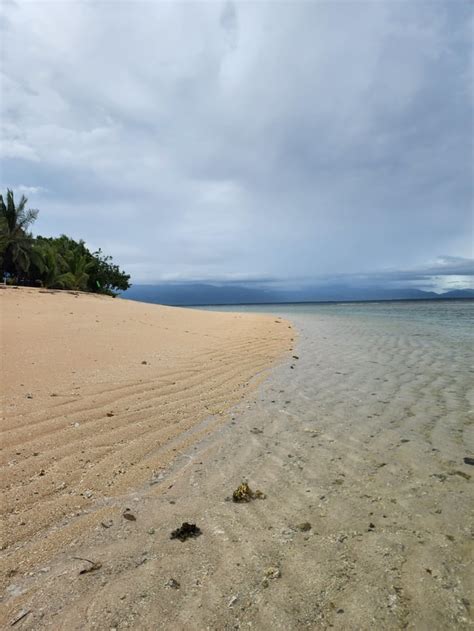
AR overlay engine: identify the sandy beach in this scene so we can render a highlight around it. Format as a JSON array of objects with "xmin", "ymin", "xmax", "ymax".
[
  {"xmin": 0, "ymin": 287, "xmax": 292, "ymax": 627},
  {"xmin": 2, "ymin": 0, "xmax": 471, "ymax": 628},
  {"xmin": 1, "ymin": 291, "xmax": 472, "ymax": 630}
]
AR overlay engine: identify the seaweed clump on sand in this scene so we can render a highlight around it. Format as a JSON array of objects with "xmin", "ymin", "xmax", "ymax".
[
  {"xmin": 232, "ymin": 482, "xmax": 266, "ymax": 503},
  {"xmin": 170, "ymin": 522, "xmax": 202, "ymax": 542}
]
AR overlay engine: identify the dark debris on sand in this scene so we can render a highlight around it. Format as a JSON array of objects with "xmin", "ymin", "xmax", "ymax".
[
  {"xmin": 170, "ymin": 522, "xmax": 202, "ymax": 542},
  {"xmin": 232, "ymin": 482, "xmax": 266, "ymax": 502}
]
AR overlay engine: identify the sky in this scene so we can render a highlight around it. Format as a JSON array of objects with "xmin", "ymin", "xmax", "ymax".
[{"xmin": 0, "ymin": 0, "xmax": 473, "ymax": 292}]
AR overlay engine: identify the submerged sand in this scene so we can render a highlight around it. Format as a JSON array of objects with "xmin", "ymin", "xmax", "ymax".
[{"xmin": 1, "ymin": 290, "xmax": 472, "ymax": 630}]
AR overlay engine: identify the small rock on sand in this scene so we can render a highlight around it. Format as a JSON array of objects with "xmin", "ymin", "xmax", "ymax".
[
  {"xmin": 123, "ymin": 510, "xmax": 136, "ymax": 522},
  {"xmin": 165, "ymin": 578, "xmax": 180, "ymax": 589}
]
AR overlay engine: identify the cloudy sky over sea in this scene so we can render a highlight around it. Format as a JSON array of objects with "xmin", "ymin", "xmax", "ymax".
[{"xmin": 1, "ymin": 1, "xmax": 472, "ymax": 291}]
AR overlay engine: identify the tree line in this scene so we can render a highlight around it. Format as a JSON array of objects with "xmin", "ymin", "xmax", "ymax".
[{"xmin": 0, "ymin": 190, "xmax": 131, "ymax": 295}]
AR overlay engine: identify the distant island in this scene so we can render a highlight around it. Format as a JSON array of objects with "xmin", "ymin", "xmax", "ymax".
[{"xmin": 122, "ymin": 283, "xmax": 474, "ymax": 306}]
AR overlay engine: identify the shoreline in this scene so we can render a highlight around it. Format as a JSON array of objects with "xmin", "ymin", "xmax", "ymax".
[{"xmin": 1, "ymin": 290, "xmax": 472, "ymax": 629}]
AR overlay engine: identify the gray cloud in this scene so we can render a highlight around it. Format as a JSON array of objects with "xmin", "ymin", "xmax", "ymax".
[
  {"xmin": 220, "ymin": 1, "xmax": 238, "ymax": 48},
  {"xmin": 154, "ymin": 256, "xmax": 474, "ymax": 290},
  {"xmin": 0, "ymin": 1, "xmax": 472, "ymax": 289}
]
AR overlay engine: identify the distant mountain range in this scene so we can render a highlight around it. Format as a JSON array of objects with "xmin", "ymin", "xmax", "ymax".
[{"xmin": 122, "ymin": 283, "xmax": 474, "ymax": 306}]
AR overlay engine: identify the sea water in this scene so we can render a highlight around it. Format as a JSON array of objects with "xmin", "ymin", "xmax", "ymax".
[
  {"xmin": 192, "ymin": 298, "xmax": 473, "ymax": 627},
  {"xmin": 197, "ymin": 300, "xmax": 474, "ymax": 345}
]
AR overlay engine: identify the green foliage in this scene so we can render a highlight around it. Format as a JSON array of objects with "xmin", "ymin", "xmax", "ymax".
[
  {"xmin": 57, "ymin": 249, "xmax": 93, "ymax": 291},
  {"xmin": 0, "ymin": 190, "xmax": 131, "ymax": 294},
  {"xmin": 30, "ymin": 242, "xmax": 64, "ymax": 288},
  {"xmin": 0, "ymin": 189, "xmax": 38, "ymax": 278},
  {"xmin": 87, "ymin": 249, "xmax": 131, "ymax": 295}
]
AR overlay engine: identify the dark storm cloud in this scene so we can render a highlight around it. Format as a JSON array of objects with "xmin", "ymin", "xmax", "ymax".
[{"xmin": 0, "ymin": 1, "xmax": 472, "ymax": 288}]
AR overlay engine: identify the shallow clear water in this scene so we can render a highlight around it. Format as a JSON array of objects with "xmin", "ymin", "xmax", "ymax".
[{"xmin": 195, "ymin": 300, "xmax": 474, "ymax": 343}]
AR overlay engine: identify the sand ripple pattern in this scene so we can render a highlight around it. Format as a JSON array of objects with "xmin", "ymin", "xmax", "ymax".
[
  {"xmin": 2, "ymin": 301, "xmax": 473, "ymax": 630},
  {"xmin": 0, "ymin": 289, "xmax": 292, "ymax": 626}
]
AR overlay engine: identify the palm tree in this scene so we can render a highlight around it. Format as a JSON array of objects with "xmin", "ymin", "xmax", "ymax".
[
  {"xmin": 31, "ymin": 243, "xmax": 65, "ymax": 288},
  {"xmin": 57, "ymin": 249, "xmax": 92, "ymax": 290},
  {"xmin": 0, "ymin": 190, "xmax": 38, "ymax": 280}
]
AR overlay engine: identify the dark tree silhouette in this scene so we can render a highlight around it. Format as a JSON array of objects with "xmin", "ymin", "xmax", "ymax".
[
  {"xmin": 0, "ymin": 190, "xmax": 38, "ymax": 279},
  {"xmin": 1, "ymin": 189, "xmax": 131, "ymax": 294}
]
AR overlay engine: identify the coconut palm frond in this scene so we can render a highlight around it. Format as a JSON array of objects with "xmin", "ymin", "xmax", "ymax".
[{"xmin": 0, "ymin": 189, "xmax": 38, "ymax": 279}]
